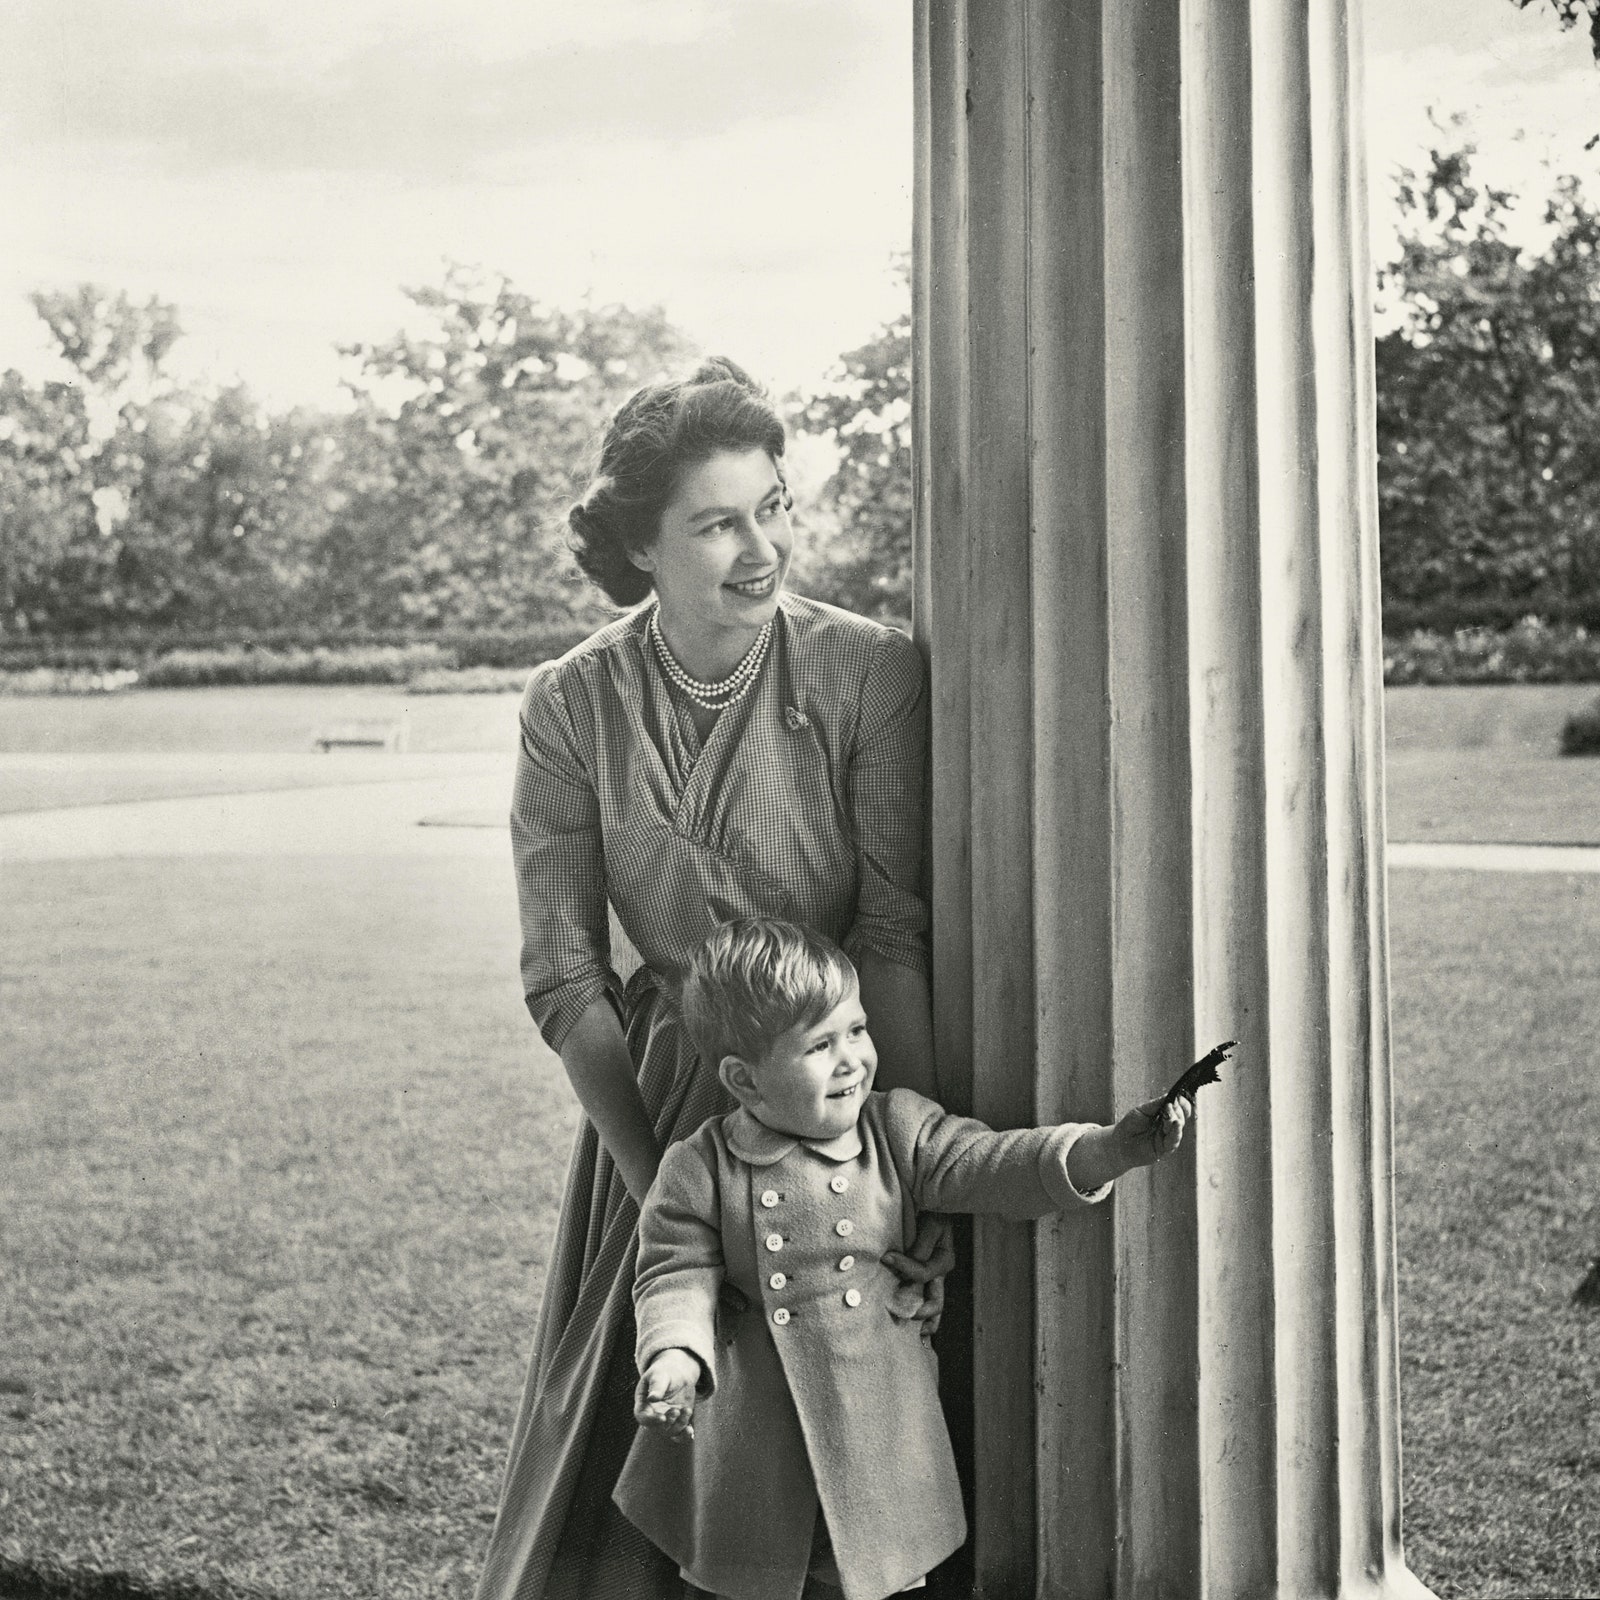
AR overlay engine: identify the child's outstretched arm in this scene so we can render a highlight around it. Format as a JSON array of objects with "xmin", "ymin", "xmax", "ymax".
[{"xmin": 888, "ymin": 1087, "xmax": 1194, "ymax": 1219}]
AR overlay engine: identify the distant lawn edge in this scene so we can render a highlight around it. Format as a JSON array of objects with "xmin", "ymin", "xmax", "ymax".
[{"xmin": 0, "ymin": 1558, "xmax": 272, "ymax": 1600}]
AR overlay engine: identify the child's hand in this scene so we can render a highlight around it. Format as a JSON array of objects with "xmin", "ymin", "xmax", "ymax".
[
  {"xmin": 634, "ymin": 1349, "xmax": 702, "ymax": 1442},
  {"xmin": 1118, "ymin": 1094, "xmax": 1192, "ymax": 1167}
]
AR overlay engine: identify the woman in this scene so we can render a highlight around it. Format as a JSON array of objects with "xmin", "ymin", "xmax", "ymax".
[{"xmin": 477, "ymin": 358, "xmax": 946, "ymax": 1600}]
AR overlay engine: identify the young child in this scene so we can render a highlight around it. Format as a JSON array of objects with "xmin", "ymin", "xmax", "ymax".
[{"xmin": 612, "ymin": 918, "xmax": 1193, "ymax": 1600}]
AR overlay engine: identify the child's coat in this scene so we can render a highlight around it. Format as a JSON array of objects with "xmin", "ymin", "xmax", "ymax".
[{"xmin": 614, "ymin": 1087, "xmax": 1111, "ymax": 1600}]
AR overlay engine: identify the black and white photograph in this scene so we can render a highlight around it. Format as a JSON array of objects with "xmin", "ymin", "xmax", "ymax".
[{"xmin": 2, "ymin": 3, "xmax": 1598, "ymax": 1598}]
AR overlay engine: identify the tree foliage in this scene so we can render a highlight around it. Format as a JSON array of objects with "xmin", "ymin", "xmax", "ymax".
[
  {"xmin": 0, "ymin": 271, "xmax": 694, "ymax": 635},
  {"xmin": 1376, "ymin": 134, "xmax": 1600, "ymax": 613},
  {"xmin": 323, "ymin": 268, "xmax": 694, "ymax": 630},
  {"xmin": 788, "ymin": 261, "xmax": 913, "ymax": 622},
  {"xmin": 1514, "ymin": 0, "xmax": 1600, "ymax": 60}
]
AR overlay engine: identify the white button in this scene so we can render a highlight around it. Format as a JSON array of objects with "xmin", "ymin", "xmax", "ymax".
[
  {"xmin": 838, "ymin": 1255, "xmax": 855, "ymax": 1271},
  {"xmin": 844, "ymin": 1289, "xmax": 862, "ymax": 1308},
  {"xmin": 765, "ymin": 1232, "xmax": 784, "ymax": 1252},
  {"xmin": 772, "ymin": 1308, "xmax": 791, "ymax": 1326},
  {"xmin": 769, "ymin": 1272, "xmax": 787, "ymax": 1289},
  {"xmin": 829, "ymin": 1175, "xmax": 849, "ymax": 1194},
  {"xmin": 761, "ymin": 1190, "xmax": 780, "ymax": 1209},
  {"xmin": 835, "ymin": 1219, "xmax": 854, "ymax": 1237}
]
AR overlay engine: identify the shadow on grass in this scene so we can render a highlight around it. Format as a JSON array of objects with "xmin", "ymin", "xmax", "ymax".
[{"xmin": 0, "ymin": 1557, "xmax": 269, "ymax": 1600}]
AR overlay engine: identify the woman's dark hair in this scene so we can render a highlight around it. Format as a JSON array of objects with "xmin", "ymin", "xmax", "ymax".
[{"xmin": 568, "ymin": 356, "xmax": 789, "ymax": 606}]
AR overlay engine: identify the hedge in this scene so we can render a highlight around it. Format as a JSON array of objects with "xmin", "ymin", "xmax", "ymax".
[
  {"xmin": 405, "ymin": 665, "xmax": 534, "ymax": 695},
  {"xmin": 138, "ymin": 644, "xmax": 455, "ymax": 688},
  {"xmin": 1381, "ymin": 597, "xmax": 1600, "ymax": 634},
  {"xmin": 1383, "ymin": 621, "xmax": 1600, "ymax": 685},
  {"xmin": 0, "ymin": 622, "xmax": 596, "ymax": 674},
  {"xmin": 7, "ymin": 618, "xmax": 1600, "ymax": 692}
]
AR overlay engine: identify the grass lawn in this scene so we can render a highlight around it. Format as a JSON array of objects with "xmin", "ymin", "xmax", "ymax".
[
  {"xmin": 0, "ymin": 853, "xmax": 576, "ymax": 1600},
  {"xmin": 2, "ymin": 859, "xmax": 1595, "ymax": 1599},
  {"xmin": 1389, "ymin": 871, "xmax": 1600, "ymax": 1599},
  {"xmin": 1386, "ymin": 750, "xmax": 1600, "ymax": 846},
  {"xmin": 0, "ymin": 754, "xmax": 508, "ymax": 819},
  {"xmin": 1385, "ymin": 682, "xmax": 1600, "ymax": 755},
  {"xmin": 1, "ymin": 683, "xmax": 1597, "ymax": 1599},
  {"xmin": 0, "ymin": 687, "xmax": 522, "ymax": 758}
]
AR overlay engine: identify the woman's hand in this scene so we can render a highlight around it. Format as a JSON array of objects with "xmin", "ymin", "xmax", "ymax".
[
  {"xmin": 882, "ymin": 1212, "xmax": 957, "ymax": 1338},
  {"xmin": 633, "ymin": 1349, "xmax": 702, "ymax": 1442},
  {"xmin": 559, "ymin": 996, "xmax": 663, "ymax": 1206}
]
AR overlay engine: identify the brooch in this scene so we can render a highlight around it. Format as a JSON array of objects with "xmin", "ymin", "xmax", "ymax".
[{"xmin": 784, "ymin": 705, "xmax": 810, "ymax": 731}]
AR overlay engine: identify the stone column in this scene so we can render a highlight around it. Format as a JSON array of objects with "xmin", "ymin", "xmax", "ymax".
[{"xmin": 911, "ymin": 1, "xmax": 1437, "ymax": 1596}]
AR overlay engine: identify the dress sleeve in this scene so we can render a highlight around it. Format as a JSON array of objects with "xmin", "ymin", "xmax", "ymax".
[
  {"xmin": 511, "ymin": 663, "xmax": 622, "ymax": 1053},
  {"xmin": 841, "ymin": 628, "xmax": 931, "ymax": 977}
]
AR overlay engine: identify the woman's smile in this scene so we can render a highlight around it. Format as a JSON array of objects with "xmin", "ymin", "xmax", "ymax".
[{"xmin": 725, "ymin": 569, "xmax": 779, "ymax": 599}]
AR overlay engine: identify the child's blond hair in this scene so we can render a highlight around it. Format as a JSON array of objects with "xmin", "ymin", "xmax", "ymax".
[{"xmin": 681, "ymin": 918, "xmax": 858, "ymax": 1068}]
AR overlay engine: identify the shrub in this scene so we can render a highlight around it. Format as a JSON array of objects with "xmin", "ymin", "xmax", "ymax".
[
  {"xmin": 1560, "ymin": 694, "xmax": 1600, "ymax": 756},
  {"xmin": 0, "ymin": 621, "xmax": 597, "ymax": 675},
  {"xmin": 1383, "ymin": 621, "xmax": 1600, "ymax": 686},
  {"xmin": 140, "ymin": 644, "xmax": 455, "ymax": 688},
  {"xmin": 0, "ymin": 667, "xmax": 141, "ymax": 696},
  {"xmin": 1381, "ymin": 597, "xmax": 1600, "ymax": 635}
]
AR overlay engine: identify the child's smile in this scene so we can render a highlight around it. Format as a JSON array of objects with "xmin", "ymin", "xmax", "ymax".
[{"xmin": 744, "ymin": 992, "xmax": 878, "ymax": 1141}]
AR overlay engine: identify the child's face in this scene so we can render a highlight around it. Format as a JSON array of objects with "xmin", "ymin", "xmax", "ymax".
[{"xmin": 740, "ymin": 990, "xmax": 878, "ymax": 1142}]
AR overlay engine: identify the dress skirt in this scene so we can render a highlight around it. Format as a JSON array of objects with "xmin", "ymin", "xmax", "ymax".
[{"xmin": 475, "ymin": 973, "xmax": 733, "ymax": 1600}]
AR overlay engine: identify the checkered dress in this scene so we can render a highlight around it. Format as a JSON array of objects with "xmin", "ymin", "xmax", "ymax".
[{"xmin": 476, "ymin": 593, "xmax": 930, "ymax": 1600}]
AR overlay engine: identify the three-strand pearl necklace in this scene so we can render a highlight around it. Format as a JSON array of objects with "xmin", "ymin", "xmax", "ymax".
[{"xmin": 648, "ymin": 607, "xmax": 772, "ymax": 711}]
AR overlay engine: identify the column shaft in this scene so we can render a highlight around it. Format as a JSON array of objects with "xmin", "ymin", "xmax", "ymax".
[{"xmin": 912, "ymin": 2, "xmax": 1438, "ymax": 1596}]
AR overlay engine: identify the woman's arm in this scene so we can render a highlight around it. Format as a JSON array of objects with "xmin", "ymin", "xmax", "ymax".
[
  {"xmin": 857, "ymin": 951, "xmax": 938, "ymax": 1099},
  {"xmin": 559, "ymin": 994, "xmax": 662, "ymax": 1205},
  {"xmin": 858, "ymin": 953, "xmax": 952, "ymax": 1327}
]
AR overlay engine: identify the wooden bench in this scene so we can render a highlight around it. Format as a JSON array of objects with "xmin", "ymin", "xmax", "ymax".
[{"xmin": 312, "ymin": 717, "xmax": 409, "ymax": 753}]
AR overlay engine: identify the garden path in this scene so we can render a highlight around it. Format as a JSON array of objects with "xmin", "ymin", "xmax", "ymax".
[
  {"xmin": 0, "ymin": 753, "xmax": 512, "ymax": 861},
  {"xmin": 2, "ymin": 752, "xmax": 1598, "ymax": 871}
]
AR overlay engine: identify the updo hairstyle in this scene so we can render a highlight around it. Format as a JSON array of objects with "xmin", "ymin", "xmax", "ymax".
[{"xmin": 568, "ymin": 357, "xmax": 790, "ymax": 606}]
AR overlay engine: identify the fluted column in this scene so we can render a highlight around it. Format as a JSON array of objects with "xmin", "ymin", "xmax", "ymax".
[{"xmin": 910, "ymin": 2, "xmax": 1436, "ymax": 1596}]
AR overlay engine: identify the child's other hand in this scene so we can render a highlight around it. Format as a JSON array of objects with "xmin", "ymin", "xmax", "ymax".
[
  {"xmin": 1120, "ymin": 1095, "xmax": 1192, "ymax": 1167},
  {"xmin": 634, "ymin": 1350, "xmax": 702, "ymax": 1441}
]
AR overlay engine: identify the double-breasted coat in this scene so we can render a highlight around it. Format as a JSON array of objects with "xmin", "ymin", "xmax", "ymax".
[{"xmin": 614, "ymin": 1087, "xmax": 1112, "ymax": 1600}]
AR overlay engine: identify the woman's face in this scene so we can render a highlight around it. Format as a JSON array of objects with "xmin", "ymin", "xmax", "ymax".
[{"xmin": 634, "ymin": 448, "xmax": 791, "ymax": 650}]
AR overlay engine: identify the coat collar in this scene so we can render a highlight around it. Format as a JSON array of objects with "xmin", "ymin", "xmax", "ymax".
[{"xmin": 724, "ymin": 1106, "xmax": 863, "ymax": 1166}]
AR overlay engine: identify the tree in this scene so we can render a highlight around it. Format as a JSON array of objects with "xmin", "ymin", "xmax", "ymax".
[
  {"xmin": 1514, "ymin": 0, "xmax": 1600, "ymax": 60},
  {"xmin": 0, "ymin": 286, "xmax": 346, "ymax": 633},
  {"xmin": 0, "ymin": 288, "xmax": 188, "ymax": 632},
  {"xmin": 1375, "ymin": 132, "xmax": 1600, "ymax": 615},
  {"xmin": 789, "ymin": 262, "xmax": 913, "ymax": 623},
  {"xmin": 326, "ymin": 267, "xmax": 695, "ymax": 630},
  {"xmin": 0, "ymin": 368, "xmax": 96, "ymax": 632}
]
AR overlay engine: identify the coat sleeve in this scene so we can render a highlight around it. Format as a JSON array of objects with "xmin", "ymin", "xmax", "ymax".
[
  {"xmin": 633, "ymin": 1138, "xmax": 726, "ymax": 1396},
  {"xmin": 840, "ymin": 628, "xmax": 930, "ymax": 978},
  {"xmin": 882, "ymin": 1088, "xmax": 1113, "ymax": 1218},
  {"xmin": 510, "ymin": 662, "xmax": 623, "ymax": 1053}
]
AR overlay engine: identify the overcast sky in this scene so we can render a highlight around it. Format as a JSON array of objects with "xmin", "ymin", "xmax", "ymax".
[{"xmin": 1, "ymin": 0, "xmax": 1597, "ymax": 408}]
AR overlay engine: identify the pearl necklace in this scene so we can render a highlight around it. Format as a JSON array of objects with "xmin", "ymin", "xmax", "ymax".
[{"xmin": 648, "ymin": 609, "xmax": 772, "ymax": 710}]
